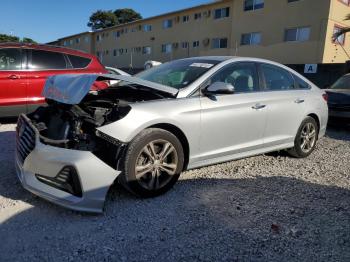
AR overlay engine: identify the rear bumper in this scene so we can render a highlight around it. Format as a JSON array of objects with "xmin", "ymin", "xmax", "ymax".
[{"xmin": 15, "ymin": 115, "xmax": 121, "ymax": 213}]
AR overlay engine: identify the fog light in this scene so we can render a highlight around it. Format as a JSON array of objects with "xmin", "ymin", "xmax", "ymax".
[{"xmin": 36, "ymin": 166, "xmax": 82, "ymax": 197}]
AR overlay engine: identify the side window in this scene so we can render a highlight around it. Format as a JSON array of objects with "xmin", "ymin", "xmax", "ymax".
[
  {"xmin": 260, "ymin": 64, "xmax": 295, "ymax": 91},
  {"xmin": 209, "ymin": 63, "xmax": 259, "ymax": 93},
  {"xmin": 294, "ymin": 75, "xmax": 311, "ymax": 89},
  {"xmin": 67, "ymin": 55, "xmax": 91, "ymax": 68},
  {"xmin": 0, "ymin": 48, "xmax": 22, "ymax": 70},
  {"xmin": 30, "ymin": 50, "xmax": 67, "ymax": 70}
]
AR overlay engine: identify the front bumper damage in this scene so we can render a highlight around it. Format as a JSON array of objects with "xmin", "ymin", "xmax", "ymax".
[{"xmin": 15, "ymin": 115, "xmax": 121, "ymax": 213}]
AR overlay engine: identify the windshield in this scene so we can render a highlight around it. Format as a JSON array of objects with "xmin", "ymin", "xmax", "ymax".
[
  {"xmin": 136, "ymin": 59, "xmax": 220, "ymax": 89},
  {"xmin": 331, "ymin": 75, "xmax": 350, "ymax": 90}
]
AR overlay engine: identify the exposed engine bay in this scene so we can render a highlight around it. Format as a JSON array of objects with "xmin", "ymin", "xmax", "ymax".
[{"xmin": 28, "ymin": 84, "xmax": 170, "ymax": 160}]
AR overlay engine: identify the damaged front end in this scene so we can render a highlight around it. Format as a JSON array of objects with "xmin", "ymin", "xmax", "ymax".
[
  {"xmin": 29, "ymin": 73, "xmax": 176, "ymax": 169},
  {"xmin": 15, "ymin": 74, "xmax": 176, "ymax": 212}
]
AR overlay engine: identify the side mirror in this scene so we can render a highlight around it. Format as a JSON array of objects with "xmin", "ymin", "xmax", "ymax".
[{"xmin": 203, "ymin": 82, "xmax": 235, "ymax": 96}]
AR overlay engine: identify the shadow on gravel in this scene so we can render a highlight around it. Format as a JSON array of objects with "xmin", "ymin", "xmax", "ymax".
[{"xmin": 0, "ymin": 175, "xmax": 349, "ymax": 262}]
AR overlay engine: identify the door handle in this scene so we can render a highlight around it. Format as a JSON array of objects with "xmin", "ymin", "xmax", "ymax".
[
  {"xmin": 8, "ymin": 75, "xmax": 20, "ymax": 80},
  {"xmin": 252, "ymin": 103, "xmax": 266, "ymax": 110},
  {"xmin": 295, "ymin": 99, "xmax": 305, "ymax": 104}
]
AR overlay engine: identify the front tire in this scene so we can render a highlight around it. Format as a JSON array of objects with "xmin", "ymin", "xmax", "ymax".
[
  {"xmin": 288, "ymin": 117, "xmax": 318, "ymax": 158},
  {"xmin": 119, "ymin": 128, "xmax": 184, "ymax": 197}
]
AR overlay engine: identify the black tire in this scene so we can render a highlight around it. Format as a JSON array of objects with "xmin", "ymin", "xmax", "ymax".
[
  {"xmin": 288, "ymin": 116, "xmax": 319, "ymax": 158},
  {"xmin": 119, "ymin": 128, "xmax": 184, "ymax": 197}
]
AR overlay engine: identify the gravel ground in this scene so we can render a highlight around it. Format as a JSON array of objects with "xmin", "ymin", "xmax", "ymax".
[{"xmin": 0, "ymin": 121, "xmax": 349, "ymax": 262}]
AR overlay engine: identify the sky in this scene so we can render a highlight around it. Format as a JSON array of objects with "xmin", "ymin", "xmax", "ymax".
[{"xmin": 0, "ymin": 0, "xmax": 212, "ymax": 43}]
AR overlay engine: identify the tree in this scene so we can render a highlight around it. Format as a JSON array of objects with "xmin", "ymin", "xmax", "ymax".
[
  {"xmin": 0, "ymin": 34, "xmax": 37, "ymax": 43},
  {"xmin": 114, "ymin": 8, "xmax": 142, "ymax": 24},
  {"xmin": 22, "ymin": 37, "xmax": 37, "ymax": 44},
  {"xmin": 87, "ymin": 10, "xmax": 118, "ymax": 31},
  {"xmin": 0, "ymin": 34, "xmax": 20, "ymax": 43}
]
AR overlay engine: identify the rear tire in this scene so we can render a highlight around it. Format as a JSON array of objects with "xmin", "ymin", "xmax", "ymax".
[
  {"xmin": 288, "ymin": 117, "xmax": 318, "ymax": 158},
  {"xmin": 119, "ymin": 128, "xmax": 184, "ymax": 198}
]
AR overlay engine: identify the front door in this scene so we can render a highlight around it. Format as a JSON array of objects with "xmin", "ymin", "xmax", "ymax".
[
  {"xmin": 197, "ymin": 62, "xmax": 267, "ymax": 165},
  {"xmin": 0, "ymin": 48, "xmax": 27, "ymax": 117}
]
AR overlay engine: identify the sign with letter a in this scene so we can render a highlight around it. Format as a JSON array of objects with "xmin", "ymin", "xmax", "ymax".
[{"xmin": 304, "ymin": 64, "xmax": 317, "ymax": 74}]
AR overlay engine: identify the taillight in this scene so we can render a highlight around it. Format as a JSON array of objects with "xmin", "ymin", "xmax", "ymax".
[{"xmin": 322, "ymin": 93, "xmax": 328, "ymax": 102}]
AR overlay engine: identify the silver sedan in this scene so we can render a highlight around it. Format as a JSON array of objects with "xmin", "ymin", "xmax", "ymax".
[{"xmin": 15, "ymin": 57, "xmax": 328, "ymax": 212}]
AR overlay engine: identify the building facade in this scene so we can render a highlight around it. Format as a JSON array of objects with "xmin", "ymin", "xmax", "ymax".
[{"xmin": 54, "ymin": 0, "xmax": 350, "ymax": 69}]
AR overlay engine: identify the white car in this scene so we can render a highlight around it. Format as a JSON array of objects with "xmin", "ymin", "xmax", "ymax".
[
  {"xmin": 15, "ymin": 56, "xmax": 328, "ymax": 212},
  {"xmin": 105, "ymin": 67, "xmax": 130, "ymax": 76},
  {"xmin": 144, "ymin": 60, "xmax": 162, "ymax": 70}
]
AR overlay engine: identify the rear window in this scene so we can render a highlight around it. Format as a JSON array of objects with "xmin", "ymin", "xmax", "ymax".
[
  {"xmin": 294, "ymin": 75, "xmax": 311, "ymax": 89},
  {"xmin": 31, "ymin": 50, "xmax": 67, "ymax": 70},
  {"xmin": 68, "ymin": 55, "xmax": 91, "ymax": 68}
]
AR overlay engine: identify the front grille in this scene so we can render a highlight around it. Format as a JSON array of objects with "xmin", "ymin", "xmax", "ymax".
[{"xmin": 16, "ymin": 116, "xmax": 36, "ymax": 164}]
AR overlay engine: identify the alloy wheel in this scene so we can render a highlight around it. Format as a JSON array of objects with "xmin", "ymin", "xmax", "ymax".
[
  {"xmin": 300, "ymin": 122, "xmax": 317, "ymax": 153},
  {"xmin": 135, "ymin": 139, "xmax": 178, "ymax": 190}
]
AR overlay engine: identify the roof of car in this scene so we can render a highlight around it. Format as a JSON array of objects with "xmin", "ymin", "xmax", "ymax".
[
  {"xmin": 178, "ymin": 56, "xmax": 233, "ymax": 62},
  {"xmin": 0, "ymin": 42, "xmax": 92, "ymax": 57}
]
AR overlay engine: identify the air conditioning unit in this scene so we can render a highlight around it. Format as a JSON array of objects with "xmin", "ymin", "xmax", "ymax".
[
  {"xmin": 173, "ymin": 42, "xmax": 179, "ymax": 48},
  {"xmin": 203, "ymin": 38, "xmax": 210, "ymax": 46},
  {"xmin": 150, "ymin": 37, "xmax": 156, "ymax": 41}
]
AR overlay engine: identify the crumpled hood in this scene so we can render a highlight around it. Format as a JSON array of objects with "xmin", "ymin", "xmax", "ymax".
[{"xmin": 42, "ymin": 74, "xmax": 178, "ymax": 104}]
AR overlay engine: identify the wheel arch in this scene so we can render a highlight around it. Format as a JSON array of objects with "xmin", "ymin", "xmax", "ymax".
[
  {"xmin": 148, "ymin": 123, "xmax": 190, "ymax": 171},
  {"xmin": 307, "ymin": 113, "xmax": 320, "ymax": 134}
]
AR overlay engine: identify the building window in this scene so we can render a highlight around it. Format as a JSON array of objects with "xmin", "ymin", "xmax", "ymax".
[
  {"xmin": 118, "ymin": 49, "xmax": 124, "ymax": 56},
  {"xmin": 288, "ymin": 0, "xmax": 299, "ymax": 2},
  {"xmin": 241, "ymin": 32, "xmax": 261, "ymax": 45},
  {"xmin": 244, "ymin": 0, "xmax": 264, "ymax": 11},
  {"xmin": 182, "ymin": 42, "xmax": 189, "ymax": 48},
  {"xmin": 193, "ymin": 41, "xmax": 200, "ymax": 48},
  {"xmin": 69, "ymin": 39, "xmax": 73, "ymax": 45},
  {"xmin": 194, "ymin": 13, "xmax": 202, "ymax": 20},
  {"xmin": 114, "ymin": 31, "xmax": 121, "ymax": 39},
  {"xmin": 212, "ymin": 38, "xmax": 228, "ymax": 49},
  {"xmin": 144, "ymin": 25, "xmax": 152, "ymax": 32},
  {"xmin": 339, "ymin": 0, "xmax": 350, "ymax": 5},
  {"xmin": 284, "ymin": 27, "xmax": 310, "ymax": 42},
  {"xmin": 214, "ymin": 7, "xmax": 230, "ymax": 19},
  {"xmin": 162, "ymin": 43, "xmax": 172, "ymax": 53},
  {"xmin": 97, "ymin": 35, "xmax": 102, "ymax": 42},
  {"xmin": 333, "ymin": 26, "xmax": 345, "ymax": 45},
  {"xmin": 113, "ymin": 49, "xmax": 117, "ymax": 56},
  {"xmin": 131, "ymin": 27, "xmax": 137, "ymax": 32},
  {"xmin": 75, "ymin": 38, "xmax": 80, "ymax": 44},
  {"xmin": 183, "ymin": 15, "xmax": 190, "ymax": 22},
  {"xmin": 143, "ymin": 46, "xmax": 152, "ymax": 54},
  {"xmin": 163, "ymin": 19, "xmax": 173, "ymax": 29},
  {"xmin": 63, "ymin": 41, "xmax": 67, "ymax": 46},
  {"xmin": 84, "ymin": 36, "xmax": 89, "ymax": 43}
]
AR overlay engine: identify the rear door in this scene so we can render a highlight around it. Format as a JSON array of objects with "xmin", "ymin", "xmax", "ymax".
[
  {"xmin": 26, "ymin": 49, "xmax": 73, "ymax": 112},
  {"xmin": 0, "ymin": 48, "xmax": 27, "ymax": 116},
  {"xmin": 257, "ymin": 63, "xmax": 307, "ymax": 147}
]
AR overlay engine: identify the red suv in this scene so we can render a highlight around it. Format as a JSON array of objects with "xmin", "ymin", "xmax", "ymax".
[{"xmin": 0, "ymin": 43, "xmax": 108, "ymax": 117}]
